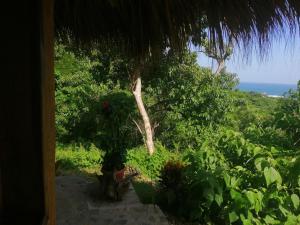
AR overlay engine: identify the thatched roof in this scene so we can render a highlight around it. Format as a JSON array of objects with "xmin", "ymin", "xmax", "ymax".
[{"xmin": 55, "ymin": 0, "xmax": 300, "ymax": 58}]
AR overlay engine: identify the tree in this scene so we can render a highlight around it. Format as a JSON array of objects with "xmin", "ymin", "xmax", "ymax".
[
  {"xmin": 143, "ymin": 50, "xmax": 238, "ymax": 148},
  {"xmin": 89, "ymin": 52, "xmax": 156, "ymax": 155},
  {"xmin": 55, "ymin": 44, "xmax": 139, "ymax": 150},
  {"xmin": 55, "ymin": 0, "xmax": 300, "ymax": 155},
  {"xmin": 130, "ymin": 62, "xmax": 155, "ymax": 155},
  {"xmin": 201, "ymin": 37, "xmax": 233, "ymax": 75}
]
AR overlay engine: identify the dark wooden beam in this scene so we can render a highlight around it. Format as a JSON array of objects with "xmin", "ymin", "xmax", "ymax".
[
  {"xmin": 0, "ymin": 0, "xmax": 55, "ymax": 224},
  {"xmin": 40, "ymin": 0, "xmax": 56, "ymax": 224}
]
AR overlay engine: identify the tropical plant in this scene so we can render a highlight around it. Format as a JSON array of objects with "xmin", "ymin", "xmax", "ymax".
[
  {"xmin": 156, "ymin": 129, "xmax": 300, "ymax": 224},
  {"xmin": 274, "ymin": 81, "xmax": 300, "ymax": 147}
]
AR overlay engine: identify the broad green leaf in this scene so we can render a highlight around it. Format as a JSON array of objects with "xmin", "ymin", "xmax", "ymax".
[
  {"xmin": 231, "ymin": 177, "xmax": 241, "ymax": 189},
  {"xmin": 284, "ymin": 214, "xmax": 298, "ymax": 225},
  {"xmin": 224, "ymin": 173, "xmax": 231, "ymax": 188},
  {"xmin": 279, "ymin": 205, "xmax": 289, "ymax": 217},
  {"xmin": 237, "ymin": 148, "xmax": 243, "ymax": 157},
  {"xmin": 253, "ymin": 146, "xmax": 261, "ymax": 156},
  {"xmin": 254, "ymin": 158, "xmax": 269, "ymax": 172},
  {"xmin": 246, "ymin": 190, "xmax": 263, "ymax": 213},
  {"xmin": 235, "ymin": 166, "xmax": 246, "ymax": 171},
  {"xmin": 241, "ymin": 138, "xmax": 246, "ymax": 146},
  {"xmin": 271, "ymin": 147, "xmax": 278, "ymax": 154},
  {"xmin": 264, "ymin": 167, "xmax": 282, "ymax": 187},
  {"xmin": 264, "ymin": 215, "xmax": 281, "ymax": 224},
  {"xmin": 291, "ymin": 194, "xmax": 299, "ymax": 209},
  {"xmin": 240, "ymin": 214, "xmax": 252, "ymax": 225},
  {"xmin": 215, "ymin": 193, "xmax": 223, "ymax": 206},
  {"xmin": 229, "ymin": 211, "xmax": 239, "ymax": 224},
  {"xmin": 230, "ymin": 189, "xmax": 247, "ymax": 207},
  {"xmin": 203, "ymin": 188, "xmax": 214, "ymax": 204}
]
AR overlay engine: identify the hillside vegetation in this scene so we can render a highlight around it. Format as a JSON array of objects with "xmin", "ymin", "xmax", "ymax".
[{"xmin": 55, "ymin": 44, "xmax": 300, "ymax": 225}]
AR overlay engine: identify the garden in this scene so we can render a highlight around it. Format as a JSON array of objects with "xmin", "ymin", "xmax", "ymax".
[{"xmin": 55, "ymin": 43, "xmax": 300, "ymax": 225}]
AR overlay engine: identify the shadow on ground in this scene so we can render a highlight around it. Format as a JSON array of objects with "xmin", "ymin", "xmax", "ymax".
[{"xmin": 56, "ymin": 175, "xmax": 169, "ymax": 225}]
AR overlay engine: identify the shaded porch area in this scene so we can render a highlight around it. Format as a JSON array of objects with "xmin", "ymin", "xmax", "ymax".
[{"xmin": 56, "ymin": 176, "xmax": 169, "ymax": 225}]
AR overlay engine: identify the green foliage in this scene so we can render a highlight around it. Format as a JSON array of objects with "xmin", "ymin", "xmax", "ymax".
[
  {"xmin": 54, "ymin": 43, "xmax": 300, "ymax": 225},
  {"xmin": 56, "ymin": 143, "xmax": 104, "ymax": 169},
  {"xmin": 227, "ymin": 91, "xmax": 295, "ymax": 149},
  {"xmin": 228, "ymin": 91, "xmax": 279, "ymax": 130},
  {"xmin": 149, "ymin": 52, "xmax": 237, "ymax": 126},
  {"xmin": 158, "ymin": 160, "xmax": 186, "ymax": 191},
  {"xmin": 156, "ymin": 130, "xmax": 300, "ymax": 224},
  {"xmin": 94, "ymin": 90, "xmax": 138, "ymax": 151},
  {"xmin": 144, "ymin": 51, "xmax": 237, "ymax": 148},
  {"xmin": 274, "ymin": 81, "xmax": 300, "ymax": 147},
  {"xmin": 125, "ymin": 143, "xmax": 174, "ymax": 180},
  {"xmin": 157, "ymin": 160, "xmax": 187, "ymax": 215},
  {"xmin": 244, "ymin": 124, "xmax": 292, "ymax": 148},
  {"xmin": 55, "ymin": 44, "xmax": 109, "ymax": 142},
  {"xmin": 55, "ymin": 44, "xmax": 140, "ymax": 152}
]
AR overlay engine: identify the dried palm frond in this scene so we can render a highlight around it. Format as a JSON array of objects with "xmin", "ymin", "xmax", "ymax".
[{"xmin": 55, "ymin": 0, "xmax": 300, "ymax": 58}]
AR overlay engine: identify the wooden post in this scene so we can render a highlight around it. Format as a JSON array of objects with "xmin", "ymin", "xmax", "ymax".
[
  {"xmin": 0, "ymin": 0, "xmax": 55, "ymax": 224},
  {"xmin": 41, "ymin": 0, "xmax": 56, "ymax": 224}
]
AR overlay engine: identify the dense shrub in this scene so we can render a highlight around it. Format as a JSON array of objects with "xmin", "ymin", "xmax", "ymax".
[
  {"xmin": 56, "ymin": 143, "xmax": 104, "ymax": 169},
  {"xmin": 157, "ymin": 160, "xmax": 187, "ymax": 214},
  {"xmin": 274, "ymin": 81, "xmax": 300, "ymax": 147},
  {"xmin": 144, "ymin": 52, "xmax": 238, "ymax": 148},
  {"xmin": 125, "ymin": 143, "xmax": 174, "ymax": 180},
  {"xmin": 55, "ymin": 44, "xmax": 107, "ymax": 142},
  {"xmin": 227, "ymin": 91, "xmax": 279, "ymax": 131},
  {"xmin": 55, "ymin": 44, "xmax": 140, "ymax": 153},
  {"xmin": 244, "ymin": 124, "xmax": 292, "ymax": 148},
  {"xmin": 156, "ymin": 130, "xmax": 300, "ymax": 224},
  {"xmin": 54, "ymin": 43, "xmax": 300, "ymax": 225}
]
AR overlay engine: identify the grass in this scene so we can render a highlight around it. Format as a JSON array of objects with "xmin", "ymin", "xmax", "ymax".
[{"xmin": 55, "ymin": 144, "xmax": 103, "ymax": 178}]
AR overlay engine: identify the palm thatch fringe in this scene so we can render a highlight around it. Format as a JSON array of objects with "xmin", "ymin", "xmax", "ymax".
[{"xmin": 55, "ymin": 0, "xmax": 300, "ymax": 58}]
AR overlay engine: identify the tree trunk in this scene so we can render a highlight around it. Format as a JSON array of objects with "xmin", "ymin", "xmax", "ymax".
[
  {"xmin": 214, "ymin": 59, "xmax": 225, "ymax": 75},
  {"xmin": 132, "ymin": 72, "xmax": 155, "ymax": 155}
]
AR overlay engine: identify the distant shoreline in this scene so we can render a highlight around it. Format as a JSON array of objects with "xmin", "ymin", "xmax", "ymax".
[
  {"xmin": 239, "ymin": 81, "xmax": 297, "ymax": 86},
  {"xmin": 237, "ymin": 82, "xmax": 297, "ymax": 96}
]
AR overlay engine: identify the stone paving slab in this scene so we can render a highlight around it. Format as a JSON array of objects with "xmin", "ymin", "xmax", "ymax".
[{"xmin": 56, "ymin": 176, "xmax": 170, "ymax": 225}]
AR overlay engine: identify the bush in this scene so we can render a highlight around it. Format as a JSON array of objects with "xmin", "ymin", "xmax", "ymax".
[
  {"xmin": 56, "ymin": 143, "xmax": 104, "ymax": 170},
  {"xmin": 125, "ymin": 142, "xmax": 174, "ymax": 180},
  {"xmin": 274, "ymin": 81, "xmax": 300, "ymax": 147},
  {"xmin": 55, "ymin": 44, "xmax": 139, "ymax": 150},
  {"xmin": 244, "ymin": 124, "xmax": 292, "ymax": 148},
  {"xmin": 54, "ymin": 44, "xmax": 300, "ymax": 224},
  {"xmin": 157, "ymin": 160, "xmax": 187, "ymax": 214},
  {"xmin": 155, "ymin": 130, "xmax": 300, "ymax": 224},
  {"xmin": 143, "ymin": 51, "xmax": 237, "ymax": 149}
]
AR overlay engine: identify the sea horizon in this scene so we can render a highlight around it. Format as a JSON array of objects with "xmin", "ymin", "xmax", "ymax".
[
  {"xmin": 237, "ymin": 82, "xmax": 297, "ymax": 96},
  {"xmin": 239, "ymin": 81, "xmax": 298, "ymax": 85}
]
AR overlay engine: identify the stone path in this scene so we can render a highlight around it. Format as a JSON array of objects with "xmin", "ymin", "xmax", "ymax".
[{"xmin": 56, "ymin": 176, "xmax": 170, "ymax": 225}]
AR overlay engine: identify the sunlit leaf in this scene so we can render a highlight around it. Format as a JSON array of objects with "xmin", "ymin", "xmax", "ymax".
[
  {"xmin": 291, "ymin": 194, "xmax": 299, "ymax": 209},
  {"xmin": 253, "ymin": 147, "xmax": 261, "ymax": 156},
  {"xmin": 264, "ymin": 167, "xmax": 282, "ymax": 187},
  {"xmin": 229, "ymin": 211, "xmax": 239, "ymax": 224},
  {"xmin": 215, "ymin": 193, "xmax": 223, "ymax": 206},
  {"xmin": 264, "ymin": 215, "xmax": 281, "ymax": 224}
]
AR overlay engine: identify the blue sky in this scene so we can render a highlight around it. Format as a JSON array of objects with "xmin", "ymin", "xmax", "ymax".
[{"xmin": 197, "ymin": 36, "xmax": 300, "ymax": 85}]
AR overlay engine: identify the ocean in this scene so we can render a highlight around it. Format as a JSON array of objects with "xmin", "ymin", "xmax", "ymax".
[{"xmin": 237, "ymin": 82, "xmax": 297, "ymax": 97}]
